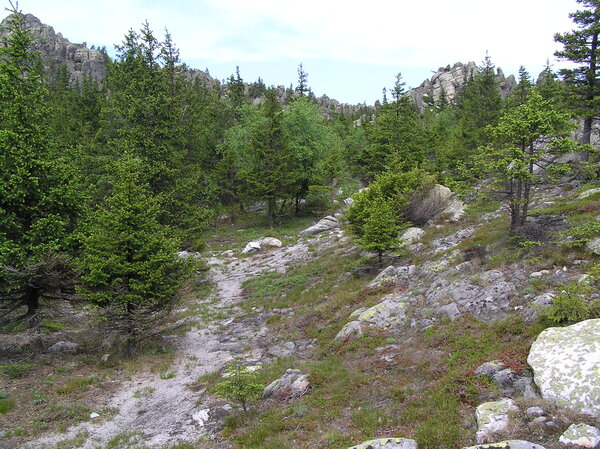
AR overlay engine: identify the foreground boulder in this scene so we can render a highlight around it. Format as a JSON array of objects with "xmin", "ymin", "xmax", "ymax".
[
  {"xmin": 462, "ymin": 441, "xmax": 546, "ymax": 449},
  {"xmin": 527, "ymin": 319, "xmax": 600, "ymax": 417},
  {"xmin": 560, "ymin": 423, "xmax": 600, "ymax": 448},
  {"xmin": 475, "ymin": 398, "xmax": 517, "ymax": 443},
  {"xmin": 348, "ymin": 438, "xmax": 418, "ymax": 449},
  {"xmin": 399, "ymin": 227, "xmax": 425, "ymax": 246},
  {"xmin": 299, "ymin": 216, "xmax": 339, "ymax": 236},
  {"xmin": 262, "ymin": 369, "xmax": 310, "ymax": 401}
]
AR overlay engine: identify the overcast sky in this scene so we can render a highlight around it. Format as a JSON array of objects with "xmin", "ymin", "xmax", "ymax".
[{"xmin": 4, "ymin": 0, "xmax": 580, "ymax": 104}]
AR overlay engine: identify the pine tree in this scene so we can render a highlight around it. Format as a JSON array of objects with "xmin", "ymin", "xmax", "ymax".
[
  {"xmin": 77, "ymin": 156, "xmax": 193, "ymax": 355},
  {"xmin": 476, "ymin": 89, "xmax": 575, "ymax": 234},
  {"xmin": 0, "ymin": 6, "xmax": 81, "ymax": 324},
  {"xmin": 555, "ymin": 0, "xmax": 600, "ymax": 150}
]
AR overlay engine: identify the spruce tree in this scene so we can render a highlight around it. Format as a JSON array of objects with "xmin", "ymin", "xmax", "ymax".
[
  {"xmin": 77, "ymin": 156, "xmax": 192, "ymax": 355},
  {"xmin": 0, "ymin": 6, "xmax": 81, "ymax": 323},
  {"xmin": 555, "ymin": 0, "xmax": 600, "ymax": 149}
]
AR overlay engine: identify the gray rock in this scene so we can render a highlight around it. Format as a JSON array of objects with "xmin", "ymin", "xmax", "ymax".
[
  {"xmin": 476, "ymin": 360, "xmax": 505, "ymax": 377},
  {"xmin": 1, "ymin": 14, "xmax": 107, "ymax": 84},
  {"xmin": 260, "ymin": 237, "xmax": 282, "ymax": 248},
  {"xmin": 528, "ymin": 319, "xmax": 600, "ymax": 417},
  {"xmin": 586, "ymin": 237, "xmax": 600, "ymax": 255},
  {"xmin": 560, "ymin": 423, "xmax": 600, "ymax": 448},
  {"xmin": 47, "ymin": 341, "xmax": 79, "ymax": 353},
  {"xmin": 578, "ymin": 187, "xmax": 600, "ymax": 200},
  {"xmin": 475, "ymin": 398, "xmax": 518, "ymax": 444},
  {"xmin": 532, "ymin": 416, "xmax": 547, "ymax": 424},
  {"xmin": 242, "ymin": 241, "xmax": 262, "ymax": 254},
  {"xmin": 531, "ymin": 293, "xmax": 554, "ymax": 306},
  {"xmin": 347, "ymin": 438, "xmax": 418, "ymax": 449},
  {"xmin": 526, "ymin": 407, "xmax": 544, "ymax": 417},
  {"xmin": 462, "ymin": 441, "xmax": 546, "ymax": 449},
  {"xmin": 335, "ymin": 320, "xmax": 363, "ymax": 342},
  {"xmin": 344, "ymin": 197, "xmax": 355, "ymax": 206},
  {"xmin": 367, "ymin": 265, "xmax": 415, "ymax": 289},
  {"xmin": 299, "ymin": 216, "xmax": 340, "ymax": 236},
  {"xmin": 399, "ymin": 227, "xmax": 425, "ymax": 246},
  {"xmin": 407, "ymin": 184, "xmax": 464, "ymax": 224},
  {"xmin": 438, "ymin": 303, "xmax": 461, "ymax": 320},
  {"xmin": 262, "ymin": 369, "xmax": 310, "ymax": 401}
]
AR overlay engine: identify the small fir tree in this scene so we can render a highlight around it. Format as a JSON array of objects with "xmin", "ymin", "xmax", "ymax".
[
  {"xmin": 77, "ymin": 156, "xmax": 193, "ymax": 355},
  {"xmin": 359, "ymin": 198, "xmax": 401, "ymax": 263}
]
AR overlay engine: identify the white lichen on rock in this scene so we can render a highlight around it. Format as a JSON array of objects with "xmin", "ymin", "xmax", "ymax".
[{"xmin": 527, "ymin": 319, "xmax": 600, "ymax": 417}]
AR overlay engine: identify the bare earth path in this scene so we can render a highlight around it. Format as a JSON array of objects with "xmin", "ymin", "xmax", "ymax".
[{"xmin": 26, "ymin": 241, "xmax": 310, "ymax": 449}]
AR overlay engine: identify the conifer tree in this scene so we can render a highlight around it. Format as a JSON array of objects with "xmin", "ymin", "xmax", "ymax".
[
  {"xmin": 77, "ymin": 156, "xmax": 192, "ymax": 355},
  {"xmin": 295, "ymin": 63, "xmax": 309, "ymax": 97},
  {"xmin": 555, "ymin": 0, "xmax": 600, "ymax": 149},
  {"xmin": 0, "ymin": 5, "xmax": 81, "ymax": 323}
]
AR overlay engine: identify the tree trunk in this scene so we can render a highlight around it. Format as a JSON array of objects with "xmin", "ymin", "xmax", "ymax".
[
  {"xmin": 295, "ymin": 194, "xmax": 300, "ymax": 215},
  {"xmin": 24, "ymin": 286, "xmax": 40, "ymax": 317},
  {"xmin": 267, "ymin": 197, "xmax": 275, "ymax": 228},
  {"xmin": 581, "ymin": 28, "xmax": 598, "ymax": 160}
]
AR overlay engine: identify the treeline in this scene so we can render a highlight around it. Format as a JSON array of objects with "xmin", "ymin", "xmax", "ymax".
[{"xmin": 1, "ymin": 1, "xmax": 598, "ymax": 352}]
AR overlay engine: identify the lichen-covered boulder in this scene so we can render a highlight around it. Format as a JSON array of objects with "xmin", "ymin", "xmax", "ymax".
[
  {"xmin": 262, "ymin": 369, "xmax": 310, "ymax": 401},
  {"xmin": 560, "ymin": 423, "xmax": 600, "ymax": 448},
  {"xmin": 260, "ymin": 237, "xmax": 282, "ymax": 248},
  {"xmin": 475, "ymin": 398, "xmax": 518, "ymax": 443},
  {"xmin": 367, "ymin": 265, "xmax": 416, "ymax": 289},
  {"xmin": 348, "ymin": 437, "xmax": 418, "ymax": 449},
  {"xmin": 527, "ymin": 319, "xmax": 600, "ymax": 417},
  {"xmin": 399, "ymin": 227, "xmax": 425, "ymax": 246},
  {"xmin": 242, "ymin": 241, "xmax": 262, "ymax": 254},
  {"xmin": 299, "ymin": 216, "xmax": 339, "ymax": 236},
  {"xmin": 586, "ymin": 237, "xmax": 600, "ymax": 255},
  {"xmin": 462, "ymin": 441, "xmax": 546, "ymax": 449},
  {"xmin": 335, "ymin": 294, "xmax": 409, "ymax": 342}
]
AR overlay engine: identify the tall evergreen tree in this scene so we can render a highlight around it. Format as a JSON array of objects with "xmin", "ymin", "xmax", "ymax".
[
  {"xmin": 295, "ymin": 63, "xmax": 309, "ymax": 97},
  {"xmin": 555, "ymin": 0, "xmax": 600, "ymax": 149},
  {"xmin": 0, "ymin": 6, "xmax": 81, "ymax": 323}
]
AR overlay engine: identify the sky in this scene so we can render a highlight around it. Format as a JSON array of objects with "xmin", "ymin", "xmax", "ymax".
[{"xmin": 3, "ymin": 0, "xmax": 580, "ymax": 105}]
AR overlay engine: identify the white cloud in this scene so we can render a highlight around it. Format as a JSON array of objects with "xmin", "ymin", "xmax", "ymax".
[{"xmin": 6, "ymin": 0, "xmax": 580, "ymax": 101}]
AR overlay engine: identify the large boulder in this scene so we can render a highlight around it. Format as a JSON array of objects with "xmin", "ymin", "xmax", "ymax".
[
  {"xmin": 475, "ymin": 398, "xmax": 517, "ymax": 444},
  {"xmin": 262, "ymin": 369, "xmax": 310, "ymax": 401},
  {"xmin": 528, "ymin": 319, "xmax": 600, "ymax": 417},
  {"xmin": 406, "ymin": 184, "xmax": 465, "ymax": 224},
  {"xmin": 462, "ymin": 441, "xmax": 546, "ymax": 449},
  {"xmin": 348, "ymin": 438, "xmax": 418, "ymax": 449},
  {"xmin": 299, "ymin": 216, "xmax": 340, "ymax": 236},
  {"xmin": 399, "ymin": 227, "xmax": 425, "ymax": 246},
  {"xmin": 335, "ymin": 294, "xmax": 409, "ymax": 342},
  {"xmin": 560, "ymin": 423, "xmax": 600, "ymax": 448}
]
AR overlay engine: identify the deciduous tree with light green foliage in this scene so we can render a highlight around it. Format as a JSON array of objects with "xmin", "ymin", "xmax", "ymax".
[{"xmin": 77, "ymin": 156, "xmax": 193, "ymax": 355}]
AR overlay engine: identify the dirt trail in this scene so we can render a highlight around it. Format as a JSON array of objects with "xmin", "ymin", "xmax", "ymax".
[{"xmin": 26, "ymin": 241, "xmax": 310, "ymax": 449}]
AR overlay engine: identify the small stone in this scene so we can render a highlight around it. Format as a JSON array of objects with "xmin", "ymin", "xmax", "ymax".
[
  {"xmin": 48, "ymin": 341, "xmax": 79, "ymax": 353},
  {"xmin": 526, "ymin": 406, "xmax": 544, "ymax": 417},
  {"xmin": 101, "ymin": 353, "xmax": 110, "ymax": 363},
  {"xmin": 89, "ymin": 412, "xmax": 100, "ymax": 419},
  {"xmin": 475, "ymin": 398, "xmax": 517, "ymax": 444},
  {"xmin": 545, "ymin": 421, "xmax": 559, "ymax": 429},
  {"xmin": 462, "ymin": 441, "xmax": 546, "ymax": 449},
  {"xmin": 347, "ymin": 438, "xmax": 418, "ymax": 449},
  {"xmin": 560, "ymin": 423, "xmax": 600, "ymax": 448},
  {"xmin": 262, "ymin": 369, "xmax": 310, "ymax": 401},
  {"xmin": 532, "ymin": 416, "xmax": 547, "ymax": 424}
]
